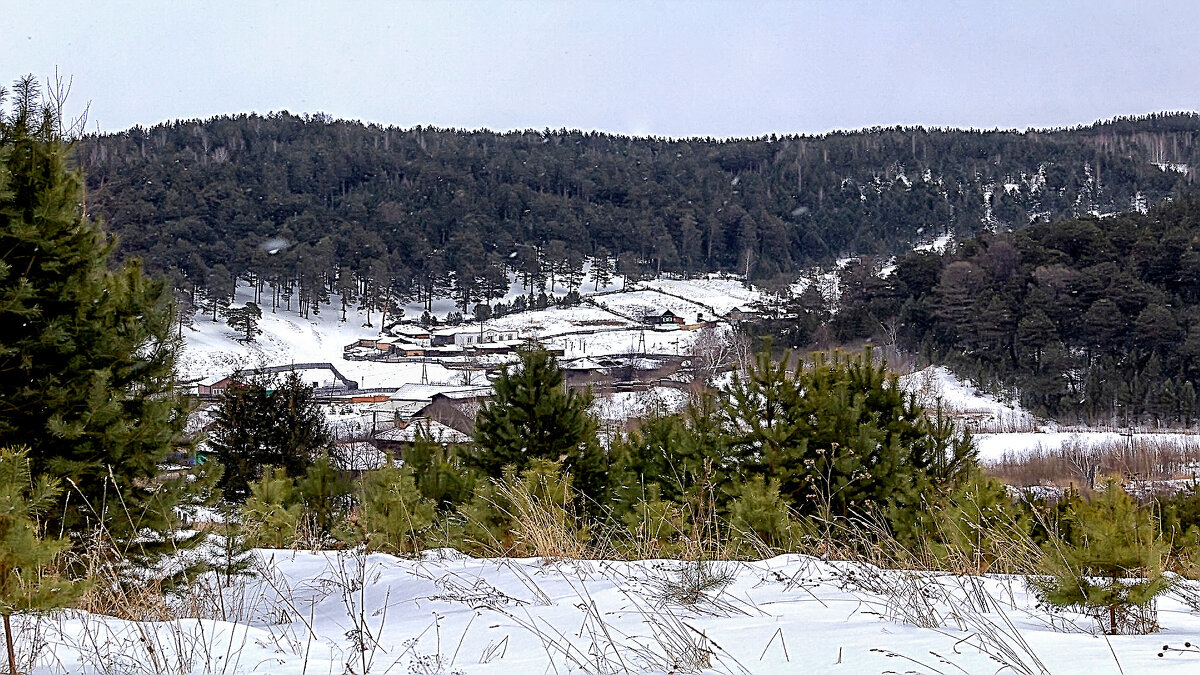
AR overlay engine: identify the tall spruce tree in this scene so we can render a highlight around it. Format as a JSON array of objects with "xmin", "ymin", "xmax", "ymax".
[{"xmin": 0, "ymin": 77, "xmax": 193, "ymax": 561}]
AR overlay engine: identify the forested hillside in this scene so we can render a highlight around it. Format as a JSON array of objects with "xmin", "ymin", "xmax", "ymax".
[
  {"xmin": 79, "ymin": 112, "xmax": 1200, "ymax": 315},
  {"xmin": 836, "ymin": 196, "xmax": 1200, "ymax": 425}
]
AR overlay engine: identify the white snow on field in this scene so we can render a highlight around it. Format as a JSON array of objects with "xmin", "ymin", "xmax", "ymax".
[
  {"xmin": 484, "ymin": 304, "xmax": 633, "ymax": 337},
  {"xmin": 28, "ymin": 550, "xmax": 1200, "ymax": 674},
  {"xmin": 593, "ymin": 289, "xmax": 717, "ymax": 323},
  {"xmin": 546, "ymin": 326, "xmax": 710, "ymax": 358},
  {"xmin": 181, "ymin": 287, "xmax": 461, "ymax": 389},
  {"xmin": 638, "ymin": 275, "xmax": 762, "ymax": 314},
  {"xmin": 975, "ymin": 431, "xmax": 1200, "ymax": 464},
  {"xmin": 592, "ymin": 387, "xmax": 691, "ymax": 422}
]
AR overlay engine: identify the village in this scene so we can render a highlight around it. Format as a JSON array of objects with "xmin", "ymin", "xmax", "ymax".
[{"xmin": 183, "ymin": 275, "xmax": 770, "ymax": 471}]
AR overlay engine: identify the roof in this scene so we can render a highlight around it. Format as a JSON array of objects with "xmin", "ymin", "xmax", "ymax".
[
  {"xmin": 198, "ymin": 373, "xmax": 233, "ymax": 386},
  {"xmin": 391, "ymin": 324, "xmax": 432, "ymax": 337},
  {"xmin": 388, "ymin": 383, "xmax": 490, "ymax": 402},
  {"xmin": 563, "ymin": 357, "xmax": 608, "ymax": 371},
  {"xmin": 431, "ymin": 386, "xmax": 493, "ymax": 401},
  {"xmin": 375, "ymin": 418, "xmax": 471, "ymax": 444}
]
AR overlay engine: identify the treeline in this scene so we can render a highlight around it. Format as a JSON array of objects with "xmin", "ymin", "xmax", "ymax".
[
  {"xmin": 833, "ymin": 195, "xmax": 1200, "ymax": 425},
  {"xmin": 77, "ymin": 111, "xmax": 1200, "ymax": 318}
]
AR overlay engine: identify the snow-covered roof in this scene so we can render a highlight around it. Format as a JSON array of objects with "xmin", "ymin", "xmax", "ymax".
[
  {"xmin": 391, "ymin": 324, "xmax": 431, "ymax": 337},
  {"xmin": 388, "ymin": 383, "xmax": 488, "ymax": 402},
  {"xmin": 198, "ymin": 373, "xmax": 233, "ymax": 386},
  {"xmin": 432, "ymin": 386, "xmax": 493, "ymax": 401},
  {"xmin": 375, "ymin": 418, "xmax": 471, "ymax": 444},
  {"xmin": 564, "ymin": 357, "xmax": 608, "ymax": 371}
]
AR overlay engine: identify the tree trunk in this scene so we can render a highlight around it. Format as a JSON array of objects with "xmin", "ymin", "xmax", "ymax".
[{"xmin": 4, "ymin": 613, "xmax": 17, "ymax": 675}]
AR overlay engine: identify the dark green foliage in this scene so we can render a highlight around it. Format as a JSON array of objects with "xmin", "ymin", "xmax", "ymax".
[
  {"xmin": 240, "ymin": 467, "xmax": 303, "ymax": 548},
  {"xmin": 0, "ymin": 77, "xmax": 194, "ymax": 562},
  {"xmin": 839, "ymin": 196, "xmax": 1200, "ymax": 424},
  {"xmin": 723, "ymin": 349, "xmax": 974, "ymax": 537},
  {"xmin": 357, "ymin": 456, "xmax": 436, "ymax": 555},
  {"xmin": 0, "ymin": 448, "xmax": 89, "ymax": 675},
  {"xmin": 608, "ymin": 394, "xmax": 730, "ymax": 512},
  {"xmin": 75, "ymin": 111, "xmax": 1200, "ymax": 320},
  {"xmin": 1034, "ymin": 481, "xmax": 1172, "ymax": 634},
  {"xmin": 209, "ymin": 370, "xmax": 333, "ymax": 501},
  {"xmin": 225, "ymin": 301, "xmax": 262, "ymax": 341},
  {"xmin": 296, "ymin": 451, "xmax": 352, "ymax": 540},
  {"xmin": 404, "ymin": 435, "xmax": 475, "ymax": 509},
  {"xmin": 471, "ymin": 348, "xmax": 604, "ymax": 496}
]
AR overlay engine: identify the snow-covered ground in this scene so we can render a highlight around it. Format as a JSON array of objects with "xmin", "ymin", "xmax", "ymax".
[
  {"xmin": 180, "ymin": 276, "xmax": 753, "ymax": 388},
  {"xmin": 900, "ymin": 365, "xmax": 1032, "ymax": 429},
  {"xmin": 592, "ymin": 387, "xmax": 691, "ymax": 422},
  {"xmin": 975, "ymin": 431, "xmax": 1200, "ymax": 464},
  {"xmin": 637, "ymin": 275, "xmax": 762, "ymax": 315},
  {"xmin": 25, "ymin": 549, "xmax": 1200, "ymax": 674}
]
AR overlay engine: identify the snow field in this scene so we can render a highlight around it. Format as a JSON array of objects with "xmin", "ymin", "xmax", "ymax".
[{"xmin": 24, "ymin": 550, "xmax": 1200, "ymax": 674}]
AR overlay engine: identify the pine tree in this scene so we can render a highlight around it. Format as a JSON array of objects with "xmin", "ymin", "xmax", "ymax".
[
  {"xmin": 471, "ymin": 348, "xmax": 601, "ymax": 491},
  {"xmin": 225, "ymin": 301, "xmax": 262, "ymax": 341},
  {"xmin": 296, "ymin": 451, "xmax": 352, "ymax": 541},
  {"xmin": 1034, "ymin": 480, "xmax": 1172, "ymax": 634},
  {"xmin": 0, "ymin": 77, "xmax": 194, "ymax": 563},
  {"xmin": 240, "ymin": 467, "xmax": 302, "ymax": 549},
  {"xmin": 358, "ymin": 456, "xmax": 435, "ymax": 554},
  {"xmin": 210, "ymin": 370, "xmax": 333, "ymax": 501},
  {"xmin": 0, "ymin": 448, "xmax": 88, "ymax": 675}
]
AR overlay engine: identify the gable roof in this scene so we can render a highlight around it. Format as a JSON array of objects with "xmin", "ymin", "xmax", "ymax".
[{"xmin": 375, "ymin": 418, "xmax": 471, "ymax": 444}]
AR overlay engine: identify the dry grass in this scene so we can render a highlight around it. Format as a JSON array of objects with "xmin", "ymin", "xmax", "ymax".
[{"xmin": 987, "ymin": 435, "xmax": 1200, "ymax": 489}]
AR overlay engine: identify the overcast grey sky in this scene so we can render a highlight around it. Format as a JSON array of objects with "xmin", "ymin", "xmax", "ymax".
[{"xmin": 6, "ymin": 1, "xmax": 1199, "ymax": 138}]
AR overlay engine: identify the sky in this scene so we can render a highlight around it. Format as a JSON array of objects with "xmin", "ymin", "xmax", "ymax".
[{"xmin": 5, "ymin": 1, "xmax": 1200, "ymax": 139}]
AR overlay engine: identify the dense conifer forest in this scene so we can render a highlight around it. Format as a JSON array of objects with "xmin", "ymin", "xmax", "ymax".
[
  {"xmin": 836, "ymin": 196, "xmax": 1200, "ymax": 425},
  {"xmin": 78, "ymin": 112, "xmax": 1200, "ymax": 315}
]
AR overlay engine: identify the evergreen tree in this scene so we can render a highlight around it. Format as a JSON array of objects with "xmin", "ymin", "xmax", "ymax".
[
  {"xmin": 1034, "ymin": 481, "xmax": 1172, "ymax": 634},
  {"xmin": 296, "ymin": 451, "xmax": 352, "ymax": 542},
  {"xmin": 225, "ymin": 301, "xmax": 262, "ymax": 341},
  {"xmin": 240, "ymin": 467, "xmax": 302, "ymax": 548},
  {"xmin": 724, "ymin": 348, "xmax": 974, "ymax": 537},
  {"xmin": 209, "ymin": 370, "xmax": 333, "ymax": 501},
  {"xmin": 0, "ymin": 448, "xmax": 88, "ymax": 675},
  {"xmin": 471, "ymin": 348, "xmax": 603, "ymax": 495},
  {"xmin": 358, "ymin": 456, "xmax": 435, "ymax": 555},
  {"xmin": 0, "ymin": 77, "xmax": 194, "ymax": 562}
]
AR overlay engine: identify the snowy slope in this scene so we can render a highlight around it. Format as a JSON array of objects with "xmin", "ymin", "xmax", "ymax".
[
  {"xmin": 26, "ymin": 550, "xmax": 1200, "ymax": 674},
  {"xmin": 900, "ymin": 366, "xmax": 1031, "ymax": 426}
]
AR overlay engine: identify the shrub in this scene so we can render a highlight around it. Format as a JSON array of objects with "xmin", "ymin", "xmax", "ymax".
[{"xmin": 1033, "ymin": 480, "xmax": 1172, "ymax": 634}]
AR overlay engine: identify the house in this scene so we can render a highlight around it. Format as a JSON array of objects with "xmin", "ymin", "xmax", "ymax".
[
  {"xmin": 563, "ymin": 357, "xmax": 610, "ymax": 386},
  {"xmin": 415, "ymin": 387, "xmax": 493, "ymax": 435},
  {"xmin": 373, "ymin": 417, "xmax": 471, "ymax": 455},
  {"xmin": 454, "ymin": 327, "xmax": 520, "ymax": 347},
  {"xmin": 727, "ymin": 306, "xmax": 760, "ymax": 322},
  {"xmin": 197, "ymin": 374, "xmax": 237, "ymax": 397},
  {"xmin": 431, "ymin": 327, "xmax": 463, "ymax": 347},
  {"xmin": 642, "ymin": 310, "xmax": 684, "ymax": 329},
  {"xmin": 385, "ymin": 383, "xmax": 492, "ymax": 411}
]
